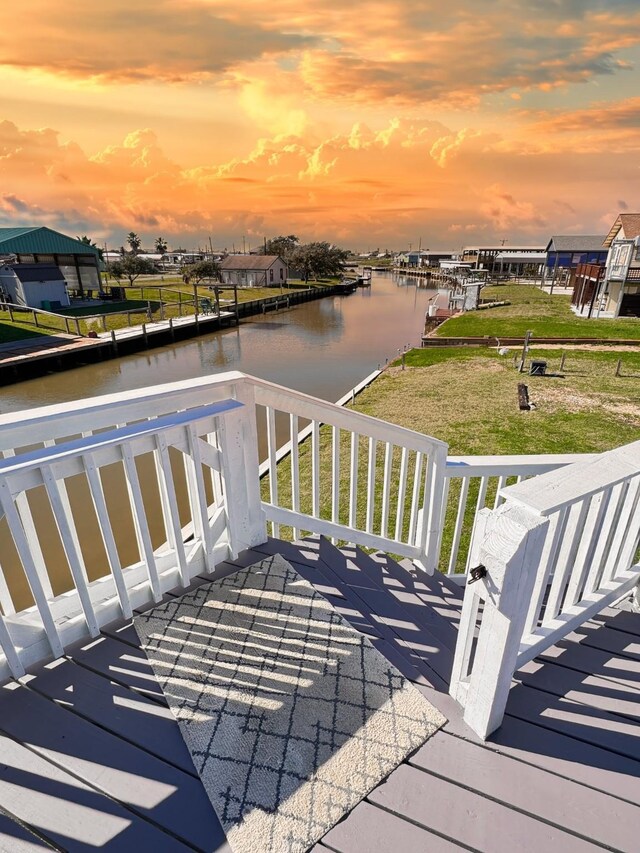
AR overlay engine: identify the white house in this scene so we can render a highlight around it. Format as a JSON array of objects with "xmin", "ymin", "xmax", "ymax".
[
  {"xmin": 219, "ymin": 255, "xmax": 287, "ymax": 287},
  {"xmin": 0, "ymin": 263, "xmax": 70, "ymax": 309},
  {"xmin": 597, "ymin": 214, "xmax": 640, "ymax": 317}
]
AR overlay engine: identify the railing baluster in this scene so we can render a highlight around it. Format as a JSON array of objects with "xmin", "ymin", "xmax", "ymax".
[
  {"xmin": 290, "ymin": 414, "xmax": 300, "ymax": 540},
  {"xmin": 408, "ymin": 451, "xmax": 424, "ymax": 545},
  {"xmin": 564, "ymin": 490, "xmax": 611, "ymax": 608},
  {"xmin": 185, "ymin": 423, "xmax": 214, "ymax": 571},
  {"xmin": 155, "ymin": 434, "xmax": 189, "ymax": 587},
  {"xmin": 464, "ymin": 475, "xmax": 489, "ymax": 574},
  {"xmin": 394, "ymin": 446, "xmax": 409, "ymax": 543},
  {"xmin": 266, "ymin": 407, "xmax": 279, "ymax": 538},
  {"xmin": 41, "ymin": 464, "xmax": 100, "ymax": 636},
  {"xmin": 311, "ymin": 420, "xmax": 320, "ymax": 518},
  {"xmin": 83, "ymin": 452, "xmax": 132, "ymax": 620},
  {"xmin": 121, "ymin": 444, "xmax": 162, "ymax": 601},
  {"xmin": 583, "ymin": 481, "xmax": 624, "ymax": 595},
  {"xmin": 366, "ymin": 437, "xmax": 377, "ymax": 534},
  {"xmin": 523, "ymin": 507, "xmax": 566, "ymax": 636},
  {"xmin": 332, "ymin": 426, "xmax": 340, "ymax": 541},
  {"xmin": 543, "ymin": 498, "xmax": 589, "ymax": 623},
  {"xmin": 493, "ymin": 475, "xmax": 508, "ymax": 508},
  {"xmin": 447, "ymin": 475, "xmax": 470, "ymax": 575},
  {"xmin": 0, "ymin": 481, "xmax": 63, "ymax": 658},
  {"xmin": 380, "ymin": 443, "xmax": 393, "ymax": 538},
  {"xmin": 607, "ymin": 476, "xmax": 640, "ymax": 581},
  {"xmin": 349, "ymin": 431, "xmax": 359, "ymax": 529}
]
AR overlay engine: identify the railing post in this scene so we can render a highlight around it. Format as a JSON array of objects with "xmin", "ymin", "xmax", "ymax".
[
  {"xmin": 451, "ymin": 501, "xmax": 548, "ymax": 739},
  {"xmin": 216, "ymin": 383, "xmax": 266, "ymax": 557}
]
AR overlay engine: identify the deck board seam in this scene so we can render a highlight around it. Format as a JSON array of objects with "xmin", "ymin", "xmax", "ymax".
[
  {"xmin": 0, "ymin": 803, "xmax": 61, "ymax": 852},
  {"xmin": 23, "ymin": 669, "xmax": 200, "ymax": 780},
  {"xmin": 0, "ymin": 712, "xmax": 206, "ymax": 852},
  {"xmin": 359, "ymin": 797, "xmax": 479, "ymax": 853},
  {"xmin": 410, "ymin": 731, "xmax": 634, "ymax": 849},
  {"xmin": 447, "ymin": 725, "xmax": 640, "ymax": 812},
  {"xmin": 67, "ymin": 647, "xmax": 171, "ymax": 708},
  {"xmin": 403, "ymin": 762, "xmax": 617, "ymax": 852}
]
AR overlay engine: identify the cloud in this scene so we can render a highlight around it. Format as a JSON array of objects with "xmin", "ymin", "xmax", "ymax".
[
  {"xmin": 0, "ymin": 0, "xmax": 637, "ymax": 111},
  {"xmin": 481, "ymin": 186, "xmax": 548, "ymax": 231}
]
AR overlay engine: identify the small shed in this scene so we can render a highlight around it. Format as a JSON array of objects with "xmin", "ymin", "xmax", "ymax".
[
  {"xmin": 0, "ymin": 263, "xmax": 70, "ymax": 309},
  {"xmin": 219, "ymin": 255, "xmax": 287, "ymax": 287}
]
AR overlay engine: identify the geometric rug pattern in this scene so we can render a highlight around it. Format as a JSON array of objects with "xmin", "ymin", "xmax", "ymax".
[{"xmin": 134, "ymin": 554, "xmax": 445, "ymax": 853}]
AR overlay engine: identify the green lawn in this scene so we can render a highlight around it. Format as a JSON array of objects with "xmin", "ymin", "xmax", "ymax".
[
  {"xmin": 264, "ymin": 346, "xmax": 640, "ymax": 570},
  {"xmin": 436, "ymin": 284, "xmax": 640, "ymax": 339}
]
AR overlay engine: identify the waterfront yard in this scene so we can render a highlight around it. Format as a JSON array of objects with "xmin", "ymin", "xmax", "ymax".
[
  {"xmin": 436, "ymin": 284, "xmax": 640, "ymax": 339},
  {"xmin": 264, "ymin": 345, "xmax": 640, "ymax": 570}
]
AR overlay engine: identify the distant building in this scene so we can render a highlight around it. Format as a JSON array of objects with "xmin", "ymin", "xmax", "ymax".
[
  {"xmin": 461, "ymin": 245, "xmax": 544, "ymax": 271},
  {"xmin": 597, "ymin": 214, "xmax": 640, "ymax": 317},
  {"xmin": 219, "ymin": 255, "xmax": 287, "ymax": 287},
  {"xmin": 494, "ymin": 250, "xmax": 546, "ymax": 278},
  {"xmin": 0, "ymin": 227, "xmax": 102, "ymax": 295},
  {"xmin": 544, "ymin": 236, "xmax": 608, "ymax": 286},
  {"xmin": 0, "ymin": 263, "xmax": 70, "ymax": 310}
]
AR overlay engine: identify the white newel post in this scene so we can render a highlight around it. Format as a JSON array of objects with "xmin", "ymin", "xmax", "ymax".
[
  {"xmin": 452, "ymin": 501, "xmax": 549, "ymax": 740},
  {"xmin": 217, "ymin": 387, "xmax": 267, "ymax": 558}
]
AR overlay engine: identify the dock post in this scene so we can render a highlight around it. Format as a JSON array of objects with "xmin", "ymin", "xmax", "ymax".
[
  {"xmin": 142, "ymin": 322, "xmax": 148, "ymax": 345},
  {"xmin": 169, "ymin": 316, "xmax": 175, "ymax": 340},
  {"xmin": 110, "ymin": 329, "xmax": 118, "ymax": 354},
  {"xmin": 616, "ymin": 358, "xmax": 622, "ymax": 377},
  {"xmin": 75, "ymin": 318, "xmax": 81, "ymax": 336},
  {"xmin": 102, "ymin": 315, "xmax": 108, "ymax": 332},
  {"xmin": 33, "ymin": 310, "xmax": 39, "ymax": 327}
]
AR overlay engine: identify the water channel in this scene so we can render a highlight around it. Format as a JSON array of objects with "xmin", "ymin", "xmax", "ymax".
[
  {"xmin": 2, "ymin": 272, "xmax": 437, "ymax": 412},
  {"xmin": 1, "ymin": 272, "xmax": 439, "ymax": 610}
]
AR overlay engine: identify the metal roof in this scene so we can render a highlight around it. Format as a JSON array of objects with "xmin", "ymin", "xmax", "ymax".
[
  {"xmin": 0, "ymin": 227, "xmax": 101, "ymax": 259},
  {"xmin": 545, "ymin": 236, "xmax": 608, "ymax": 252},
  {"xmin": 220, "ymin": 254, "xmax": 283, "ymax": 271}
]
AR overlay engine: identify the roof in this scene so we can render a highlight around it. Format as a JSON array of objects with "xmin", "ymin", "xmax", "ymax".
[
  {"xmin": 495, "ymin": 251, "xmax": 547, "ymax": 261},
  {"xmin": 220, "ymin": 255, "xmax": 283, "ymax": 271},
  {"xmin": 545, "ymin": 236, "xmax": 608, "ymax": 253},
  {"xmin": 1, "ymin": 263, "xmax": 65, "ymax": 282},
  {"xmin": 0, "ymin": 227, "xmax": 101, "ymax": 259},
  {"xmin": 603, "ymin": 214, "xmax": 640, "ymax": 247}
]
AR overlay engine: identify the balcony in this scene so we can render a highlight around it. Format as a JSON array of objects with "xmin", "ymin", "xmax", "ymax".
[{"xmin": 0, "ymin": 371, "xmax": 638, "ymax": 850}]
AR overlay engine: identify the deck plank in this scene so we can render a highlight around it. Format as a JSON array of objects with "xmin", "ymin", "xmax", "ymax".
[
  {"xmin": 538, "ymin": 638, "xmax": 640, "ymax": 689},
  {"xmin": 368, "ymin": 763, "xmax": 603, "ymax": 852},
  {"xmin": 320, "ymin": 800, "xmax": 460, "ymax": 853},
  {"xmin": 0, "ymin": 683, "xmax": 227, "ymax": 852},
  {"xmin": 23, "ymin": 657, "xmax": 198, "ymax": 776},
  {"xmin": 0, "ymin": 812, "xmax": 55, "ymax": 851},
  {"xmin": 411, "ymin": 729, "xmax": 639, "ymax": 851},
  {"xmin": 0, "ymin": 728, "xmax": 193, "ymax": 852}
]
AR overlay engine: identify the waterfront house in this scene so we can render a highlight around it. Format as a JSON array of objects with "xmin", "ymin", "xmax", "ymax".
[
  {"xmin": 461, "ymin": 245, "xmax": 545, "ymax": 272},
  {"xmin": 0, "ymin": 226, "xmax": 102, "ymax": 296},
  {"xmin": 598, "ymin": 213, "xmax": 640, "ymax": 317},
  {"xmin": 0, "ymin": 372, "xmax": 637, "ymax": 850},
  {"xmin": 220, "ymin": 253, "xmax": 287, "ymax": 287},
  {"xmin": 543, "ymin": 235, "xmax": 608, "ymax": 288}
]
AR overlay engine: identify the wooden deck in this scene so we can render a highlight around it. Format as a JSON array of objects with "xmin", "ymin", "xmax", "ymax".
[{"xmin": 0, "ymin": 536, "xmax": 637, "ymax": 851}]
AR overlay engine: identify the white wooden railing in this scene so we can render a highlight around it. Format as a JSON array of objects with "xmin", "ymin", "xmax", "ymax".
[
  {"xmin": 1, "ymin": 368, "xmax": 634, "ymax": 728},
  {"xmin": 450, "ymin": 440, "xmax": 640, "ymax": 739}
]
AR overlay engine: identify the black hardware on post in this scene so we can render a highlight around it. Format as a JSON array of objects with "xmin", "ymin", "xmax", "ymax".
[{"xmin": 468, "ymin": 564, "xmax": 487, "ymax": 584}]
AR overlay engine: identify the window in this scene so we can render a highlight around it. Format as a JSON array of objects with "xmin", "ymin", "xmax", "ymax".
[
  {"xmin": 269, "ymin": 269, "xmax": 274, "ymax": 282},
  {"xmin": 280, "ymin": 267, "xmax": 284, "ymax": 279}
]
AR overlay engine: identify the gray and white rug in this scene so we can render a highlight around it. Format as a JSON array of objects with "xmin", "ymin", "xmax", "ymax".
[{"xmin": 134, "ymin": 553, "xmax": 445, "ymax": 853}]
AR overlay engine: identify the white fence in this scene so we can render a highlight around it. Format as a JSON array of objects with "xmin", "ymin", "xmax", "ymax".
[
  {"xmin": 1, "ymin": 369, "xmax": 635, "ymax": 738},
  {"xmin": 450, "ymin": 440, "xmax": 640, "ymax": 739}
]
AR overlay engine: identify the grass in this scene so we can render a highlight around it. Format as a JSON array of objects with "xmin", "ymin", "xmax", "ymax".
[
  {"xmin": 0, "ymin": 279, "xmax": 332, "ymax": 343},
  {"xmin": 436, "ymin": 284, "xmax": 640, "ymax": 340},
  {"xmin": 262, "ymin": 346, "xmax": 640, "ymax": 571}
]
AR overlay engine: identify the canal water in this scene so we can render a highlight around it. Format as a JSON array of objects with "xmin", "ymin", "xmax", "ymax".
[
  {"xmin": 0, "ymin": 273, "xmax": 439, "ymax": 610},
  {"xmin": 1, "ymin": 272, "xmax": 437, "ymax": 411}
]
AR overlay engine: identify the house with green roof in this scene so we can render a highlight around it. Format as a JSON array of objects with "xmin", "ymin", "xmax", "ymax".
[{"xmin": 0, "ymin": 227, "xmax": 102, "ymax": 296}]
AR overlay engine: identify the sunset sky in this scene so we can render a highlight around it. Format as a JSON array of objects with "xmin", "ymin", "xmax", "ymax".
[{"xmin": 1, "ymin": 1, "xmax": 639, "ymax": 251}]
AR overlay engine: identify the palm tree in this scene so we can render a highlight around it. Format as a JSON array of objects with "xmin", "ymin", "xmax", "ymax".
[
  {"xmin": 155, "ymin": 237, "xmax": 168, "ymax": 254},
  {"xmin": 126, "ymin": 232, "xmax": 141, "ymax": 254}
]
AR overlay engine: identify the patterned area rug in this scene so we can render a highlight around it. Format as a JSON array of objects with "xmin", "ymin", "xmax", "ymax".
[{"xmin": 134, "ymin": 553, "xmax": 445, "ymax": 853}]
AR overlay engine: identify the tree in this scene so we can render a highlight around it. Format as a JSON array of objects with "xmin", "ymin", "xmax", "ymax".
[
  {"xmin": 263, "ymin": 235, "xmax": 299, "ymax": 263},
  {"xmin": 126, "ymin": 232, "xmax": 141, "ymax": 254},
  {"xmin": 76, "ymin": 235, "xmax": 104, "ymax": 260},
  {"xmin": 109, "ymin": 256, "xmax": 156, "ymax": 285},
  {"xmin": 155, "ymin": 237, "xmax": 168, "ymax": 254},
  {"xmin": 291, "ymin": 242, "xmax": 349, "ymax": 283},
  {"xmin": 181, "ymin": 260, "xmax": 221, "ymax": 284}
]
